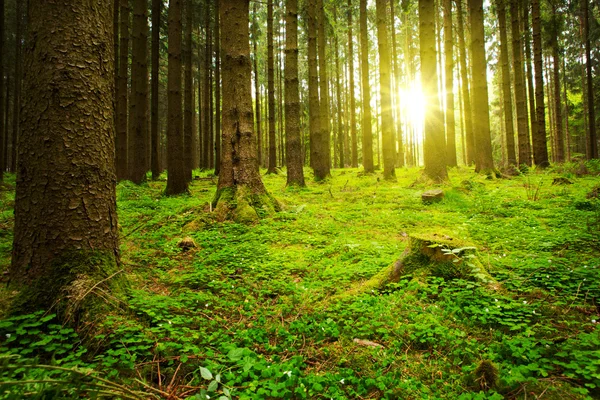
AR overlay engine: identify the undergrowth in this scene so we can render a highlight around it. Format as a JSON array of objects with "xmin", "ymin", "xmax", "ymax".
[{"xmin": 0, "ymin": 165, "xmax": 599, "ymax": 399}]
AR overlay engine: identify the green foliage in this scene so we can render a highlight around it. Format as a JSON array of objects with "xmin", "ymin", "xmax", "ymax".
[{"xmin": 1, "ymin": 167, "xmax": 599, "ymax": 398}]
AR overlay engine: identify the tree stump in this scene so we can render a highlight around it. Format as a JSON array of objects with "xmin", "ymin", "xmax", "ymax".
[{"xmin": 422, "ymin": 189, "xmax": 445, "ymax": 204}]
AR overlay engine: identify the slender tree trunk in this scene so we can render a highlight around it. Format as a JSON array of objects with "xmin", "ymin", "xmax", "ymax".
[
  {"xmin": 308, "ymin": 0, "xmax": 324, "ymax": 178},
  {"xmin": 348, "ymin": 0, "xmax": 358, "ymax": 167},
  {"xmin": 117, "ymin": 0, "xmax": 129, "ymax": 180},
  {"xmin": 582, "ymin": 0, "xmax": 597, "ymax": 159},
  {"xmin": 197, "ymin": 27, "xmax": 203, "ymax": 167},
  {"xmin": 531, "ymin": 0, "xmax": 549, "ymax": 167},
  {"xmin": 551, "ymin": 5, "xmax": 564, "ymax": 163},
  {"xmin": 130, "ymin": 0, "xmax": 149, "ymax": 184},
  {"xmin": 2, "ymin": 75, "xmax": 7, "ymax": 174},
  {"xmin": 252, "ymin": 3, "xmax": 262, "ymax": 168},
  {"xmin": 151, "ymin": 0, "xmax": 161, "ymax": 180},
  {"xmin": 165, "ymin": 0, "xmax": 188, "ymax": 195},
  {"xmin": 266, "ymin": 0, "xmax": 277, "ymax": 173},
  {"xmin": 0, "ymin": 0, "xmax": 4, "ymax": 180},
  {"xmin": 11, "ymin": 0, "xmax": 23, "ymax": 173},
  {"xmin": 202, "ymin": 1, "xmax": 211, "ymax": 169},
  {"xmin": 496, "ymin": 0, "xmax": 516, "ymax": 168},
  {"xmin": 334, "ymin": 6, "xmax": 345, "ymax": 169},
  {"xmin": 510, "ymin": 0, "xmax": 531, "ymax": 166},
  {"xmin": 443, "ymin": 0, "xmax": 457, "ymax": 167},
  {"xmin": 359, "ymin": 0, "xmax": 374, "ymax": 173},
  {"xmin": 12, "ymin": 0, "xmax": 121, "ymax": 318},
  {"xmin": 456, "ymin": 0, "xmax": 474, "ymax": 165},
  {"xmin": 469, "ymin": 0, "xmax": 495, "ymax": 173},
  {"xmin": 421, "ymin": 0, "xmax": 448, "ymax": 181},
  {"xmin": 390, "ymin": 0, "xmax": 404, "ymax": 168},
  {"xmin": 209, "ymin": 58, "xmax": 214, "ymax": 169},
  {"xmin": 317, "ymin": 0, "xmax": 331, "ymax": 177},
  {"xmin": 523, "ymin": 0, "xmax": 538, "ymax": 162},
  {"xmin": 214, "ymin": 0, "xmax": 221, "ymax": 175},
  {"xmin": 375, "ymin": 0, "xmax": 396, "ymax": 180},
  {"xmin": 285, "ymin": 0, "xmax": 305, "ymax": 186},
  {"xmin": 563, "ymin": 55, "xmax": 571, "ymax": 160},
  {"xmin": 183, "ymin": 0, "xmax": 193, "ymax": 181}
]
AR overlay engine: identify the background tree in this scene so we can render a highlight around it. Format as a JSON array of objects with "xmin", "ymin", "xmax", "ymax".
[
  {"xmin": 267, "ymin": 0, "xmax": 277, "ymax": 174},
  {"xmin": 116, "ymin": 0, "xmax": 129, "ymax": 180},
  {"xmin": 443, "ymin": 0, "xmax": 457, "ymax": 167},
  {"xmin": 456, "ymin": 0, "xmax": 474, "ymax": 165},
  {"xmin": 420, "ymin": 0, "xmax": 448, "ymax": 182},
  {"xmin": 151, "ymin": 0, "xmax": 161, "ymax": 180},
  {"xmin": 317, "ymin": 0, "xmax": 331, "ymax": 177},
  {"xmin": 581, "ymin": 0, "xmax": 597, "ymax": 159},
  {"xmin": 0, "ymin": 0, "xmax": 4, "ymax": 181},
  {"xmin": 11, "ymin": 0, "xmax": 122, "ymax": 318},
  {"xmin": 531, "ymin": 0, "xmax": 549, "ymax": 167},
  {"xmin": 359, "ymin": 0, "xmax": 374, "ymax": 173},
  {"xmin": 348, "ymin": 0, "xmax": 358, "ymax": 168}
]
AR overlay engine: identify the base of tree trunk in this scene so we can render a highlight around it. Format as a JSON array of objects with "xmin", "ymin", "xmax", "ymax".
[
  {"xmin": 9, "ymin": 251, "xmax": 127, "ymax": 327},
  {"xmin": 212, "ymin": 185, "xmax": 280, "ymax": 223}
]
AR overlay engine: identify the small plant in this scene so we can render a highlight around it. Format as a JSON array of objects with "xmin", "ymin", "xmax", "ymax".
[
  {"xmin": 474, "ymin": 360, "xmax": 499, "ymax": 391},
  {"xmin": 524, "ymin": 176, "xmax": 543, "ymax": 201}
]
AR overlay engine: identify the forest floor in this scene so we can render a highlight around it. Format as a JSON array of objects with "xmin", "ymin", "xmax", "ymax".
[{"xmin": 1, "ymin": 163, "xmax": 600, "ymax": 399}]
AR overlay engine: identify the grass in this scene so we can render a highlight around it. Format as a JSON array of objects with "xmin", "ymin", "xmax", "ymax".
[{"xmin": 0, "ymin": 164, "xmax": 599, "ymax": 399}]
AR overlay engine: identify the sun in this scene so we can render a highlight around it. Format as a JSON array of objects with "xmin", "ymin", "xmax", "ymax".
[{"xmin": 398, "ymin": 81, "xmax": 426, "ymax": 145}]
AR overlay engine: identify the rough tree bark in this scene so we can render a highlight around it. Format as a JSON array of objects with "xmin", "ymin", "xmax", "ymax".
[
  {"xmin": 376, "ymin": 0, "xmax": 396, "ymax": 180},
  {"xmin": 420, "ymin": 0, "xmax": 448, "ymax": 182},
  {"xmin": 523, "ymin": 0, "xmax": 537, "ymax": 161},
  {"xmin": 308, "ymin": 0, "xmax": 326, "ymax": 179},
  {"xmin": 253, "ymin": 3, "xmax": 262, "ymax": 168},
  {"xmin": 359, "ymin": 0, "xmax": 374, "ymax": 173},
  {"xmin": 267, "ymin": 0, "xmax": 277, "ymax": 173},
  {"xmin": 531, "ymin": 0, "xmax": 549, "ymax": 167},
  {"xmin": 0, "ymin": 0, "xmax": 4, "ymax": 181},
  {"xmin": 11, "ymin": 0, "xmax": 124, "ymax": 320},
  {"xmin": 550, "ymin": 2, "xmax": 564, "ymax": 162},
  {"xmin": 215, "ymin": 0, "xmax": 278, "ymax": 222},
  {"xmin": 151, "ymin": 0, "xmax": 161, "ymax": 180},
  {"xmin": 316, "ymin": 0, "xmax": 331, "ymax": 179},
  {"xmin": 456, "ymin": 0, "xmax": 474, "ymax": 165},
  {"xmin": 582, "ymin": 0, "xmax": 597, "ymax": 159},
  {"xmin": 285, "ymin": 0, "xmax": 305, "ymax": 186},
  {"xmin": 165, "ymin": 0, "xmax": 188, "ymax": 195},
  {"xmin": 214, "ymin": 0, "xmax": 221, "ymax": 175},
  {"xmin": 443, "ymin": 0, "xmax": 457, "ymax": 167},
  {"xmin": 348, "ymin": 0, "xmax": 358, "ymax": 167}
]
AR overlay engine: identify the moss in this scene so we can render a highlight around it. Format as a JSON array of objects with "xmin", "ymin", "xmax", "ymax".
[
  {"xmin": 212, "ymin": 185, "xmax": 280, "ymax": 223},
  {"xmin": 9, "ymin": 250, "xmax": 128, "ymax": 327}
]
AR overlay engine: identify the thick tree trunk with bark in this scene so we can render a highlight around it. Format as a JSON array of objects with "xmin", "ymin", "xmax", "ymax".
[
  {"xmin": 348, "ymin": 0, "xmax": 358, "ymax": 168},
  {"xmin": 215, "ymin": 0, "xmax": 277, "ymax": 221},
  {"xmin": 496, "ymin": 0, "xmax": 516, "ymax": 168},
  {"xmin": 456, "ymin": 0, "xmax": 474, "ymax": 165},
  {"xmin": 151, "ymin": 0, "xmax": 161, "ymax": 180},
  {"xmin": 420, "ymin": 0, "xmax": 448, "ymax": 182},
  {"xmin": 116, "ymin": 0, "xmax": 129, "ymax": 180},
  {"xmin": 582, "ymin": 0, "xmax": 597, "ymax": 159},
  {"xmin": 214, "ymin": 0, "xmax": 221, "ymax": 175},
  {"xmin": 317, "ymin": 0, "xmax": 331, "ymax": 178},
  {"xmin": 165, "ymin": 0, "xmax": 188, "ymax": 195},
  {"xmin": 285, "ymin": 0, "xmax": 305, "ymax": 186},
  {"xmin": 11, "ymin": 0, "xmax": 123, "ymax": 320},
  {"xmin": 510, "ymin": 0, "xmax": 531, "ymax": 166},
  {"xmin": 469, "ymin": 0, "xmax": 495, "ymax": 174},
  {"xmin": 376, "ymin": 0, "xmax": 396, "ymax": 180},
  {"xmin": 267, "ymin": 0, "xmax": 277, "ymax": 173},
  {"xmin": 531, "ymin": 0, "xmax": 549, "ymax": 167},
  {"xmin": 183, "ymin": 0, "xmax": 193, "ymax": 181},
  {"xmin": 443, "ymin": 0, "xmax": 457, "ymax": 167},
  {"xmin": 359, "ymin": 0, "xmax": 374, "ymax": 173},
  {"xmin": 0, "ymin": 0, "xmax": 4, "ymax": 181},
  {"xmin": 308, "ymin": 0, "xmax": 325, "ymax": 179},
  {"xmin": 130, "ymin": 0, "xmax": 149, "ymax": 184}
]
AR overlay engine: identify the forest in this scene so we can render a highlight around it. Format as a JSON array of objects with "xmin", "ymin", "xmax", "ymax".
[{"xmin": 0, "ymin": 0, "xmax": 599, "ymax": 398}]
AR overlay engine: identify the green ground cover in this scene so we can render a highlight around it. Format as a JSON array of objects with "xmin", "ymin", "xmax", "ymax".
[{"xmin": 1, "ymin": 164, "xmax": 599, "ymax": 399}]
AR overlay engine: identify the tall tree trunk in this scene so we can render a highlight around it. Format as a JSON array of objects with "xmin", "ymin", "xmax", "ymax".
[
  {"xmin": 165, "ymin": 0, "xmax": 188, "ymax": 195},
  {"xmin": 523, "ymin": 0, "xmax": 538, "ymax": 162},
  {"xmin": 253, "ymin": 3, "xmax": 262, "ymax": 168},
  {"xmin": 317, "ymin": 0, "xmax": 331, "ymax": 177},
  {"xmin": 0, "ymin": 0, "xmax": 4, "ymax": 180},
  {"xmin": 266, "ymin": 0, "xmax": 277, "ymax": 173},
  {"xmin": 456, "ymin": 0, "xmax": 474, "ymax": 165},
  {"xmin": 2, "ymin": 75, "xmax": 7, "ymax": 174},
  {"xmin": 550, "ymin": 4, "xmax": 564, "ymax": 163},
  {"xmin": 390, "ymin": 0, "xmax": 404, "ymax": 168},
  {"xmin": 359, "ymin": 0, "xmax": 374, "ymax": 173},
  {"xmin": 183, "ymin": 0, "xmax": 193, "ymax": 181},
  {"xmin": 510, "ymin": 0, "xmax": 531, "ymax": 166},
  {"xmin": 308, "ymin": 0, "xmax": 323, "ymax": 177},
  {"xmin": 469, "ymin": 0, "xmax": 495, "ymax": 174},
  {"xmin": 11, "ymin": 0, "xmax": 122, "ymax": 318},
  {"xmin": 496, "ymin": 0, "xmax": 517, "ymax": 168},
  {"xmin": 443, "ymin": 0, "xmax": 457, "ymax": 167},
  {"xmin": 375, "ymin": 0, "xmax": 396, "ymax": 180},
  {"xmin": 334, "ymin": 6, "xmax": 345, "ymax": 169},
  {"xmin": 214, "ymin": 0, "xmax": 221, "ymax": 175},
  {"xmin": 130, "ymin": 0, "xmax": 149, "ymax": 184},
  {"xmin": 563, "ymin": 55, "xmax": 571, "ymax": 160},
  {"xmin": 582, "ymin": 0, "xmax": 597, "ymax": 159},
  {"xmin": 348, "ymin": 0, "xmax": 358, "ymax": 167},
  {"xmin": 215, "ymin": 0, "xmax": 276, "ymax": 218},
  {"xmin": 285, "ymin": 0, "xmax": 305, "ymax": 186},
  {"xmin": 420, "ymin": 0, "xmax": 448, "ymax": 181},
  {"xmin": 151, "ymin": 0, "xmax": 161, "ymax": 180},
  {"xmin": 116, "ymin": 0, "xmax": 129, "ymax": 180},
  {"xmin": 531, "ymin": 0, "xmax": 549, "ymax": 167},
  {"xmin": 197, "ymin": 26, "xmax": 203, "ymax": 168},
  {"xmin": 202, "ymin": 1, "xmax": 211, "ymax": 169},
  {"xmin": 11, "ymin": 0, "xmax": 23, "ymax": 173}
]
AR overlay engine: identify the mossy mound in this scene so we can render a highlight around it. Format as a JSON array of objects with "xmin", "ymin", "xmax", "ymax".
[{"xmin": 212, "ymin": 185, "xmax": 280, "ymax": 223}]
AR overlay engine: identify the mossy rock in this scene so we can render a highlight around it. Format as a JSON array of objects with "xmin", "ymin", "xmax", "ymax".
[{"xmin": 212, "ymin": 185, "xmax": 280, "ymax": 223}]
